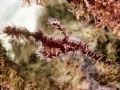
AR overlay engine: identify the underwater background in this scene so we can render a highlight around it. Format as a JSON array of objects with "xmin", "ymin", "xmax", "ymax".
[{"xmin": 0, "ymin": 0, "xmax": 120, "ymax": 90}]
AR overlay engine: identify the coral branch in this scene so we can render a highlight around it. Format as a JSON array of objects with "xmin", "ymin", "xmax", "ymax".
[{"xmin": 67, "ymin": 0, "xmax": 120, "ymax": 37}]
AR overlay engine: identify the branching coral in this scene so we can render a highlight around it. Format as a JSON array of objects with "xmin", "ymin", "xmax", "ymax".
[
  {"xmin": 67, "ymin": 0, "xmax": 120, "ymax": 37},
  {"xmin": 0, "ymin": 42, "xmax": 24, "ymax": 90}
]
